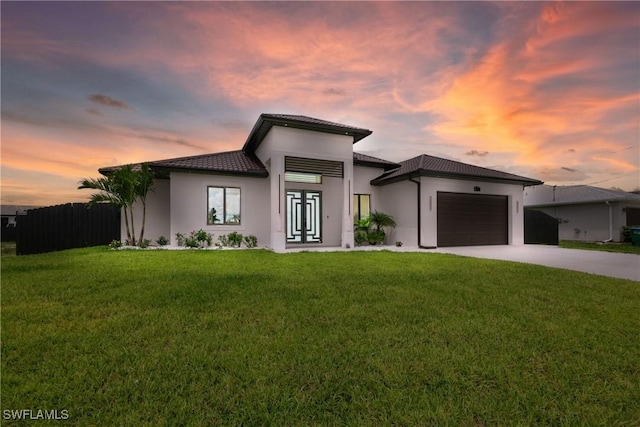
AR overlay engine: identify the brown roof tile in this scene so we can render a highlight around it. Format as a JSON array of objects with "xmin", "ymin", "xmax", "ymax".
[
  {"xmin": 371, "ymin": 154, "xmax": 543, "ymax": 186},
  {"xmin": 353, "ymin": 152, "xmax": 400, "ymax": 170},
  {"xmin": 99, "ymin": 150, "xmax": 268, "ymax": 177}
]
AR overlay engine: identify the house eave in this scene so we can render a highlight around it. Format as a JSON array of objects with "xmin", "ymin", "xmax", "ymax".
[
  {"xmin": 99, "ymin": 165, "xmax": 269, "ymax": 179},
  {"xmin": 242, "ymin": 114, "xmax": 373, "ymax": 153},
  {"xmin": 152, "ymin": 166, "xmax": 269, "ymax": 179},
  {"xmin": 372, "ymin": 170, "xmax": 543, "ymax": 187},
  {"xmin": 353, "ymin": 159, "xmax": 400, "ymax": 171}
]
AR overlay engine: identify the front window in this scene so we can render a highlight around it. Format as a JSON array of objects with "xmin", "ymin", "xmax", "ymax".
[
  {"xmin": 207, "ymin": 187, "xmax": 241, "ymax": 225},
  {"xmin": 353, "ymin": 194, "xmax": 370, "ymax": 224}
]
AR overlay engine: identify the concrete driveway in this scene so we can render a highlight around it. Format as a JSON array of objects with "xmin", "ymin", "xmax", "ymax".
[{"xmin": 434, "ymin": 245, "xmax": 640, "ymax": 281}]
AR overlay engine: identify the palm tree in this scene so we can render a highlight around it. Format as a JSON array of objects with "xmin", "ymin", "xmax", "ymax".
[
  {"xmin": 368, "ymin": 210, "xmax": 397, "ymax": 244},
  {"xmin": 134, "ymin": 163, "xmax": 155, "ymax": 245},
  {"xmin": 79, "ymin": 164, "xmax": 155, "ymax": 246}
]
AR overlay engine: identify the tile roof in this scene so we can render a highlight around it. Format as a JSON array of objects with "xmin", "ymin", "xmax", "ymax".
[
  {"xmin": 524, "ymin": 185, "xmax": 640, "ymax": 207},
  {"xmin": 353, "ymin": 152, "xmax": 400, "ymax": 170},
  {"xmin": 242, "ymin": 113, "xmax": 373, "ymax": 152},
  {"xmin": 101, "ymin": 150, "xmax": 401, "ymax": 178},
  {"xmin": 99, "ymin": 150, "xmax": 268, "ymax": 177},
  {"xmin": 371, "ymin": 154, "xmax": 543, "ymax": 186},
  {"xmin": 263, "ymin": 114, "xmax": 372, "ymax": 133}
]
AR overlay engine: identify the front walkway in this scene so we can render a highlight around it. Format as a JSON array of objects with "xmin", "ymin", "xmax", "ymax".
[{"xmin": 284, "ymin": 244, "xmax": 640, "ymax": 281}]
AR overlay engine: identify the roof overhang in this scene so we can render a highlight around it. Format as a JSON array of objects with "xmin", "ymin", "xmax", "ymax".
[
  {"xmin": 372, "ymin": 170, "xmax": 544, "ymax": 187},
  {"xmin": 353, "ymin": 154, "xmax": 400, "ymax": 171},
  {"xmin": 242, "ymin": 114, "xmax": 373, "ymax": 153},
  {"xmin": 150, "ymin": 166, "xmax": 268, "ymax": 179}
]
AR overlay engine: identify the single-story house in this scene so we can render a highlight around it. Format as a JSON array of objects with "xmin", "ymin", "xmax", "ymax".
[
  {"xmin": 524, "ymin": 184, "xmax": 640, "ymax": 242},
  {"xmin": 1, "ymin": 205, "xmax": 39, "ymax": 228},
  {"xmin": 100, "ymin": 114, "xmax": 543, "ymax": 251}
]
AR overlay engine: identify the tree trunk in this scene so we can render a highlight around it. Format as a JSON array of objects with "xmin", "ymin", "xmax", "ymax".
[
  {"xmin": 138, "ymin": 201, "xmax": 147, "ymax": 245},
  {"xmin": 128, "ymin": 207, "xmax": 137, "ymax": 246},
  {"xmin": 123, "ymin": 208, "xmax": 133, "ymax": 245}
]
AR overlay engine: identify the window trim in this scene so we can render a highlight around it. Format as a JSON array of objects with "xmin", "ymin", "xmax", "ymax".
[{"xmin": 207, "ymin": 186, "xmax": 241, "ymax": 225}]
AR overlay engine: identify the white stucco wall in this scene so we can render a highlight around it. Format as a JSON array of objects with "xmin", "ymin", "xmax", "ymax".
[
  {"xmin": 377, "ymin": 180, "xmax": 419, "ymax": 246},
  {"xmin": 169, "ymin": 172, "xmax": 270, "ymax": 247},
  {"xmin": 373, "ymin": 177, "xmax": 526, "ymax": 247},
  {"xmin": 121, "ymin": 179, "xmax": 170, "ymax": 244},
  {"xmin": 254, "ymin": 125, "xmax": 355, "ymax": 250},
  {"xmin": 255, "ymin": 126, "xmax": 354, "ymax": 162},
  {"xmin": 353, "ymin": 165, "xmax": 384, "ymax": 210}
]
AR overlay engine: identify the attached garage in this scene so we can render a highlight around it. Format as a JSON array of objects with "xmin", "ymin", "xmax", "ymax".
[
  {"xmin": 370, "ymin": 154, "xmax": 543, "ymax": 248},
  {"xmin": 437, "ymin": 192, "xmax": 508, "ymax": 247}
]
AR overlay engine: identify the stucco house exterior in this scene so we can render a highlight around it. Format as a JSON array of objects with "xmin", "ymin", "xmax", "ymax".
[
  {"xmin": 524, "ymin": 185, "xmax": 640, "ymax": 242},
  {"xmin": 100, "ymin": 114, "xmax": 543, "ymax": 251}
]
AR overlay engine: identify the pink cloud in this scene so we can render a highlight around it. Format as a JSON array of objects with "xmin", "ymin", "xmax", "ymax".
[
  {"xmin": 425, "ymin": 2, "xmax": 639, "ymax": 181},
  {"xmin": 2, "ymin": 1, "xmax": 638, "ymax": 205}
]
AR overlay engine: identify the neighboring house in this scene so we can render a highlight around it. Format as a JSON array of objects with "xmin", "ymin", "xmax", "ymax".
[
  {"xmin": 99, "ymin": 114, "xmax": 542, "ymax": 251},
  {"xmin": 1, "ymin": 205, "xmax": 39, "ymax": 228},
  {"xmin": 1, "ymin": 205, "xmax": 41, "ymax": 242},
  {"xmin": 524, "ymin": 185, "xmax": 640, "ymax": 242}
]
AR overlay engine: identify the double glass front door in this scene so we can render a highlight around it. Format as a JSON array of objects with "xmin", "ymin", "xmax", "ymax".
[{"xmin": 286, "ymin": 190, "xmax": 322, "ymax": 243}]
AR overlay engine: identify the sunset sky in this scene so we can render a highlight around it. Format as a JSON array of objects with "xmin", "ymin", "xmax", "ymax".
[{"xmin": 2, "ymin": 1, "xmax": 639, "ymax": 206}]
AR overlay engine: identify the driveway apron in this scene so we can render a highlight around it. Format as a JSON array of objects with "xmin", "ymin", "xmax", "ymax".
[{"xmin": 434, "ymin": 245, "xmax": 640, "ymax": 281}]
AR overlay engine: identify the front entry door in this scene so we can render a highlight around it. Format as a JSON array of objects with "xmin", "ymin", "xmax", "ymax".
[{"xmin": 286, "ymin": 190, "xmax": 322, "ymax": 243}]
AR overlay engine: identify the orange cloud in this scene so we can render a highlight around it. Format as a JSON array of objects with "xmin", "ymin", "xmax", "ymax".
[
  {"xmin": 425, "ymin": 1, "xmax": 639, "ymax": 179},
  {"xmin": 2, "ymin": 1, "xmax": 638, "ymax": 206}
]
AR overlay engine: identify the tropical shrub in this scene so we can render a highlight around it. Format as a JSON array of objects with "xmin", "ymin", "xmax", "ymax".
[
  {"xmin": 243, "ymin": 235, "xmax": 258, "ymax": 248},
  {"xmin": 354, "ymin": 229, "xmax": 368, "ymax": 246},
  {"xmin": 367, "ymin": 230, "xmax": 385, "ymax": 245},
  {"xmin": 184, "ymin": 235, "xmax": 199, "ymax": 248},
  {"xmin": 217, "ymin": 234, "xmax": 229, "ymax": 247},
  {"xmin": 227, "ymin": 231, "xmax": 243, "ymax": 248},
  {"xmin": 177, "ymin": 230, "xmax": 213, "ymax": 248},
  {"xmin": 354, "ymin": 211, "xmax": 397, "ymax": 245},
  {"xmin": 156, "ymin": 236, "xmax": 169, "ymax": 246}
]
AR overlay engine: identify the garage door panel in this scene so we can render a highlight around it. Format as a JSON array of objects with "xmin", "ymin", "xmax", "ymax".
[{"xmin": 437, "ymin": 192, "xmax": 508, "ymax": 247}]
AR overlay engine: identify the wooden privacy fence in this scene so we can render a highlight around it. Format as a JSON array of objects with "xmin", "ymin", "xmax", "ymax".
[
  {"xmin": 16, "ymin": 203, "xmax": 120, "ymax": 255},
  {"xmin": 1, "ymin": 226, "xmax": 17, "ymax": 242}
]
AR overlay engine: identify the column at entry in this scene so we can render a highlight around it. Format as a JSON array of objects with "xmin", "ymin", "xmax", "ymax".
[{"xmin": 286, "ymin": 190, "xmax": 322, "ymax": 243}]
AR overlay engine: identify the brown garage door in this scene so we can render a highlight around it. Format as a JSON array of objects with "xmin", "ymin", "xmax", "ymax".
[{"xmin": 437, "ymin": 192, "xmax": 508, "ymax": 247}]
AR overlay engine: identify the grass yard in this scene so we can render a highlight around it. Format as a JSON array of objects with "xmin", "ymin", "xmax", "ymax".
[
  {"xmin": 2, "ymin": 248, "xmax": 639, "ymax": 426},
  {"xmin": 1, "ymin": 241, "xmax": 16, "ymax": 257},
  {"xmin": 560, "ymin": 240, "xmax": 640, "ymax": 255}
]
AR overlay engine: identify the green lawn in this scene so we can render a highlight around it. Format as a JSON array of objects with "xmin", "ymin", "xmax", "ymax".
[
  {"xmin": 1, "ymin": 241, "xmax": 16, "ymax": 257},
  {"xmin": 2, "ymin": 248, "xmax": 639, "ymax": 426},
  {"xmin": 560, "ymin": 240, "xmax": 640, "ymax": 254}
]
